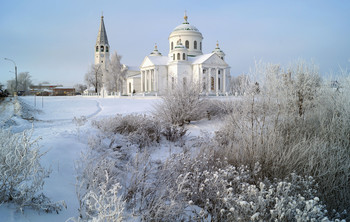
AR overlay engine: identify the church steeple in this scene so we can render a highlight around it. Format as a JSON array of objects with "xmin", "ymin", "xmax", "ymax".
[
  {"xmin": 96, "ymin": 15, "xmax": 109, "ymax": 45},
  {"xmin": 95, "ymin": 15, "xmax": 110, "ymax": 69}
]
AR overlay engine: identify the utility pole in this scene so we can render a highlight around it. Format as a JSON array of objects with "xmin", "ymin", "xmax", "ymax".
[{"xmin": 4, "ymin": 58, "xmax": 18, "ymax": 96}]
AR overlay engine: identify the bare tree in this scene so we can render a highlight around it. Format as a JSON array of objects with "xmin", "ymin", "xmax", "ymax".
[
  {"xmin": 103, "ymin": 51, "xmax": 127, "ymax": 94},
  {"xmin": 74, "ymin": 84, "xmax": 87, "ymax": 94},
  {"xmin": 230, "ymin": 74, "xmax": 250, "ymax": 95},
  {"xmin": 85, "ymin": 64, "xmax": 103, "ymax": 93},
  {"xmin": 7, "ymin": 72, "xmax": 32, "ymax": 94},
  {"xmin": 17, "ymin": 72, "xmax": 32, "ymax": 93}
]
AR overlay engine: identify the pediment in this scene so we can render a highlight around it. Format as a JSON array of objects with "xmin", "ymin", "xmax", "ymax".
[
  {"xmin": 202, "ymin": 54, "xmax": 228, "ymax": 66},
  {"xmin": 140, "ymin": 56, "xmax": 154, "ymax": 68}
]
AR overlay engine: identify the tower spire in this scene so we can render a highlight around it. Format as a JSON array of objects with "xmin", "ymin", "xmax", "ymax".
[{"xmin": 96, "ymin": 15, "xmax": 109, "ymax": 45}]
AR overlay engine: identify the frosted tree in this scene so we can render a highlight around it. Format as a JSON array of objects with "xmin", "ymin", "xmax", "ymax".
[
  {"xmin": 7, "ymin": 72, "xmax": 32, "ymax": 94},
  {"xmin": 103, "ymin": 51, "xmax": 127, "ymax": 94},
  {"xmin": 85, "ymin": 64, "xmax": 103, "ymax": 93}
]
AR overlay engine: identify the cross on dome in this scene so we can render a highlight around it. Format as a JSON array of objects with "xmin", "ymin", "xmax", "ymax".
[{"xmin": 183, "ymin": 10, "xmax": 189, "ymax": 24}]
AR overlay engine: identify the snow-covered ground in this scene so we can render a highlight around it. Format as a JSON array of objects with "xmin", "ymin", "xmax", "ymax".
[{"xmin": 0, "ymin": 96, "xmax": 222, "ymax": 222}]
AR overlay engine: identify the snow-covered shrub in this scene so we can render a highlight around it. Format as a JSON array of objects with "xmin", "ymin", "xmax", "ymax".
[
  {"xmin": 81, "ymin": 171, "xmax": 124, "ymax": 222},
  {"xmin": 205, "ymin": 99, "xmax": 236, "ymax": 119},
  {"xmin": 215, "ymin": 61, "xmax": 350, "ymax": 217},
  {"xmin": 161, "ymin": 122, "xmax": 187, "ymax": 142},
  {"xmin": 74, "ymin": 144, "xmax": 121, "ymax": 220},
  {"xmin": 154, "ymin": 82, "xmax": 207, "ymax": 126},
  {"xmin": 170, "ymin": 150, "xmax": 329, "ymax": 221},
  {"xmin": 0, "ymin": 128, "xmax": 65, "ymax": 213},
  {"xmin": 92, "ymin": 114, "xmax": 161, "ymax": 148}
]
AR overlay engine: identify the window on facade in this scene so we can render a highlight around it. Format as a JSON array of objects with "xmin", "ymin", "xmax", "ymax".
[
  {"xmin": 177, "ymin": 53, "xmax": 180, "ymax": 60},
  {"xmin": 203, "ymin": 69, "xmax": 206, "ymax": 74},
  {"xmin": 106, "ymin": 46, "xmax": 109, "ymax": 52},
  {"xmin": 200, "ymin": 42, "xmax": 202, "ymax": 50},
  {"xmin": 129, "ymin": 83, "xmax": 131, "ymax": 93},
  {"xmin": 171, "ymin": 42, "xmax": 174, "ymax": 50},
  {"xmin": 183, "ymin": 53, "xmax": 186, "ymax": 60},
  {"xmin": 203, "ymin": 81, "xmax": 206, "ymax": 90},
  {"xmin": 211, "ymin": 77, "xmax": 215, "ymax": 91},
  {"xmin": 101, "ymin": 46, "xmax": 104, "ymax": 52},
  {"xmin": 218, "ymin": 78, "xmax": 221, "ymax": 90},
  {"xmin": 173, "ymin": 54, "xmax": 175, "ymax": 60},
  {"xmin": 101, "ymin": 60, "xmax": 103, "ymax": 63},
  {"xmin": 218, "ymin": 70, "xmax": 221, "ymax": 74},
  {"xmin": 194, "ymin": 41, "xmax": 197, "ymax": 49},
  {"xmin": 185, "ymin": 40, "xmax": 189, "ymax": 49},
  {"xmin": 96, "ymin": 46, "xmax": 99, "ymax": 52}
]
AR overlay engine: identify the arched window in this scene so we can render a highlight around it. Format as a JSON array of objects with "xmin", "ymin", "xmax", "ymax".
[
  {"xmin": 173, "ymin": 54, "xmax": 175, "ymax": 60},
  {"xmin": 177, "ymin": 53, "xmax": 180, "ymax": 60},
  {"xmin": 183, "ymin": 53, "xmax": 186, "ymax": 60},
  {"xmin": 194, "ymin": 41, "xmax": 197, "ymax": 49},
  {"xmin": 101, "ymin": 46, "xmax": 104, "ymax": 52},
  {"xmin": 106, "ymin": 46, "xmax": 109, "ymax": 52},
  {"xmin": 200, "ymin": 42, "xmax": 202, "ymax": 50},
  {"xmin": 171, "ymin": 42, "xmax": 174, "ymax": 50},
  {"xmin": 96, "ymin": 46, "xmax": 99, "ymax": 52},
  {"xmin": 185, "ymin": 40, "xmax": 189, "ymax": 49}
]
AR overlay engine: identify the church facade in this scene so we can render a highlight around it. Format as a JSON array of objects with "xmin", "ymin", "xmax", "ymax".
[
  {"xmin": 94, "ymin": 13, "xmax": 230, "ymax": 96},
  {"xmin": 139, "ymin": 13, "xmax": 230, "ymax": 95}
]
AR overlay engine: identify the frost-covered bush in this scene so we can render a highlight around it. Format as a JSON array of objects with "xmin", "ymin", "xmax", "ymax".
[
  {"xmin": 81, "ymin": 171, "xmax": 124, "ymax": 222},
  {"xmin": 154, "ymin": 82, "xmax": 207, "ymax": 126},
  {"xmin": 215, "ymin": 61, "xmax": 350, "ymax": 217},
  {"xmin": 73, "ymin": 144, "xmax": 125, "ymax": 221},
  {"xmin": 92, "ymin": 114, "xmax": 161, "ymax": 148},
  {"xmin": 0, "ymin": 128, "xmax": 65, "ymax": 213},
  {"xmin": 161, "ymin": 122, "xmax": 187, "ymax": 142}
]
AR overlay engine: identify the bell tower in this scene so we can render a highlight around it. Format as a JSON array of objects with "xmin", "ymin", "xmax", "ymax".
[{"xmin": 95, "ymin": 15, "xmax": 110, "ymax": 70}]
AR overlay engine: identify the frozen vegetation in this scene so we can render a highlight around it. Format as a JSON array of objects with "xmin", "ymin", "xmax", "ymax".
[{"xmin": 0, "ymin": 62, "xmax": 349, "ymax": 221}]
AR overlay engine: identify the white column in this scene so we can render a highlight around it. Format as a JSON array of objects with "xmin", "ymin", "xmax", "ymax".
[
  {"xmin": 207, "ymin": 68, "xmax": 211, "ymax": 93},
  {"xmin": 149, "ymin": 70, "xmax": 152, "ymax": 92},
  {"xmin": 141, "ymin": 71, "xmax": 144, "ymax": 92},
  {"xmin": 223, "ymin": 68, "xmax": 226, "ymax": 93},
  {"xmin": 215, "ymin": 68, "xmax": 219, "ymax": 93}
]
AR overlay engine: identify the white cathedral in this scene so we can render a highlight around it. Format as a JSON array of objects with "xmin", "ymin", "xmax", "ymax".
[{"xmin": 94, "ymin": 13, "xmax": 231, "ymax": 96}]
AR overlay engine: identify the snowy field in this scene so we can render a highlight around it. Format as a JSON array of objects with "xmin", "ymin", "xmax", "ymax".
[{"xmin": 0, "ymin": 96, "xmax": 223, "ymax": 221}]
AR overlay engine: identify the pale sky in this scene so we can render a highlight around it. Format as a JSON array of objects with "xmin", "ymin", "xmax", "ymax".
[{"xmin": 1, "ymin": 0, "xmax": 349, "ymax": 87}]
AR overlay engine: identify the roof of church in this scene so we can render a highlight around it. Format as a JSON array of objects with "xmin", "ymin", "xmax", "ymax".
[
  {"xmin": 188, "ymin": 53, "xmax": 215, "ymax": 64},
  {"xmin": 96, "ymin": 16, "xmax": 109, "ymax": 45},
  {"xmin": 146, "ymin": 56, "xmax": 169, "ymax": 65}
]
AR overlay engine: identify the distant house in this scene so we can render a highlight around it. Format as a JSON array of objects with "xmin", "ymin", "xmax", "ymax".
[
  {"xmin": 30, "ymin": 84, "xmax": 63, "ymax": 96},
  {"xmin": 53, "ymin": 87, "xmax": 75, "ymax": 96}
]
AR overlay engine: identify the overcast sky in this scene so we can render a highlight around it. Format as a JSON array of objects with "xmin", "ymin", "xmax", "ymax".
[{"xmin": 1, "ymin": 0, "xmax": 349, "ymax": 86}]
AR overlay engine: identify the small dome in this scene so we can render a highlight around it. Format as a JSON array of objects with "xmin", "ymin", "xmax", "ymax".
[
  {"xmin": 150, "ymin": 43, "xmax": 162, "ymax": 56},
  {"xmin": 174, "ymin": 39, "xmax": 187, "ymax": 50},
  {"xmin": 212, "ymin": 41, "xmax": 225, "ymax": 60}
]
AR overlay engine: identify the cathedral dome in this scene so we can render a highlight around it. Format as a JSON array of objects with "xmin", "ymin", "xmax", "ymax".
[
  {"xmin": 172, "ymin": 23, "xmax": 200, "ymax": 33},
  {"xmin": 168, "ymin": 12, "xmax": 203, "ymax": 57}
]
